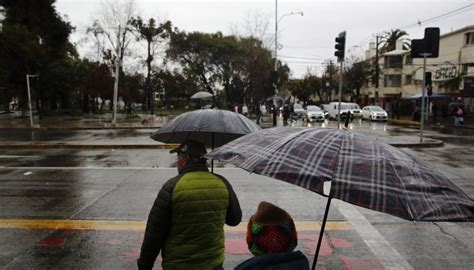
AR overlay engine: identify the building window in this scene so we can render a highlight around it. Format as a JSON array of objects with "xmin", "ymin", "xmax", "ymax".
[
  {"xmin": 384, "ymin": 55, "xmax": 403, "ymax": 69},
  {"xmin": 405, "ymin": 55, "xmax": 412, "ymax": 65},
  {"xmin": 465, "ymin": 32, "xmax": 474, "ymax": 45},
  {"xmin": 384, "ymin": 75, "xmax": 401, "ymax": 87},
  {"xmin": 405, "ymin": 75, "xmax": 412, "ymax": 85}
]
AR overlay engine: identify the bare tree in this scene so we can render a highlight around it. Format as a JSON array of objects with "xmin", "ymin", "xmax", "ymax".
[
  {"xmin": 92, "ymin": 0, "xmax": 137, "ymax": 61},
  {"xmin": 231, "ymin": 10, "xmax": 273, "ymax": 50}
]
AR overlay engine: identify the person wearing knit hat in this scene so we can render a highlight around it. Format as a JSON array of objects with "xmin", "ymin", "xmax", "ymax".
[
  {"xmin": 246, "ymin": 201, "xmax": 298, "ymax": 256},
  {"xmin": 236, "ymin": 202, "xmax": 309, "ymax": 270}
]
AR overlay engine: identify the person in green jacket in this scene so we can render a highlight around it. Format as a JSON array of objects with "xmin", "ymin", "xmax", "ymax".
[{"xmin": 137, "ymin": 140, "xmax": 242, "ymax": 270}]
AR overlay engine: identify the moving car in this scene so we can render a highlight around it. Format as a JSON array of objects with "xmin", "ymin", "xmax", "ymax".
[
  {"xmin": 320, "ymin": 104, "xmax": 330, "ymax": 119},
  {"xmin": 292, "ymin": 103, "xmax": 305, "ymax": 119},
  {"xmin": 328, "ymin": 102, "xmax": 352, "ymax": 120},
  {"xmin": 347, "ymin": 103, "xmax": 362, "ymax": 119},
  {"xmin": 304, "ymin": 105, "xmax": 325, "ymax": 122},
  {"xmin": 361, "ymin": 106, "xmax": 388, "ymax": 121}
]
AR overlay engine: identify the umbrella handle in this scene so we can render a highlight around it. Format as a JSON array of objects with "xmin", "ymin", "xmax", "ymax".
[
  {"xmin": 211, "ymin": 132, "xmax": 215, "ymax": 172},
  {"xmin": 312, "ymin": 196, "xmax": 332, "ymax": 270}
]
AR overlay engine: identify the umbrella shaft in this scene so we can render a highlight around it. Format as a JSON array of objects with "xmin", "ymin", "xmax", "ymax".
[{"xmin": 312, "ymin": 196, "xmax": 332, "ymax": 270}]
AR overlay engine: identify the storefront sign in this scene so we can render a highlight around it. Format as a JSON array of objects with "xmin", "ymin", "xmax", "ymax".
[{"xmin": 435, "ymin": 66, "xmax": 458, "ymax": 80}]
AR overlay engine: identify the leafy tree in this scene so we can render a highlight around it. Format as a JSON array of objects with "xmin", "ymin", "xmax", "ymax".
[
  {"xmin": 380, "ymin": 29, "xmax": 410, "ymax": 53},
  {"xmin": 167, "ymin": 31, "xmax": 285, "ymax": 107},
  {"xmin": 343, "ymin": 58, "xmax": 371, "ymax": 103},
  {"xmin": 1, "ymin": 0, "xmax": 75, "ymax": 115},
  {"xmin": 130, "ymin": 17, "xmax": 172, "ymax": 112}
]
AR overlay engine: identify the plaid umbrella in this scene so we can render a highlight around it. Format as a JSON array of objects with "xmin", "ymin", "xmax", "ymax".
[{"xmin": 206, "ymin": 127, "xmax": 474, "ymax": 268}]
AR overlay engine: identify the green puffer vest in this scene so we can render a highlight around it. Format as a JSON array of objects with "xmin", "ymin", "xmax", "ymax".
[{"xmin": 162, "ymin": 171, "xmax": 230, "ymax": 270}]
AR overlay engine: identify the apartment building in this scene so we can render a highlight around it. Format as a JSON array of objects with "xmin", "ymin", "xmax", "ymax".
[{"xmin": 361, "ymin": 25, "xmax": 474, "ymax": 113}]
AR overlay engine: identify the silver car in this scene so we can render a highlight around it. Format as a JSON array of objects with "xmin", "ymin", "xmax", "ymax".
[{"xmin": 304, "ymin": 105, "xmax": 325, "ymax": 122}]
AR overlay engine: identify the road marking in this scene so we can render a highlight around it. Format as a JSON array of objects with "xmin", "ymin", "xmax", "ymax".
[
  {"xmin": 334, "ymin": 200, "xmax": 413, "ymax": 270},
  {"xmin": 0, "ymin": 167, "xmax": 244, "ymax": 170},
  {"xmin": 0, "ymin": 219, "xmax": 352, "ymax": 232}
]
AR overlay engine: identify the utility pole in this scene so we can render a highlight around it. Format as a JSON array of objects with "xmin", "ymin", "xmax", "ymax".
[
  {"xmin": 374, "ymin": 34, "xmax": 380, "ymax": 105},
  {"xmin": 112, "ymin": 25, "xmax": 121, "ymax": 125},
  {"xmin": 26, "ymin": 74, "xmax": 38, "ymax": 127},
  {"xmin": 274, "ymin": 0, "xmax": 278, "ymax": 96}
]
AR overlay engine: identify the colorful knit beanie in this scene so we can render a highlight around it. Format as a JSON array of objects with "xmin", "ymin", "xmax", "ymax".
[{"xmin": 246, "ymin": 201, "xmax": 298, "ymax": 256}]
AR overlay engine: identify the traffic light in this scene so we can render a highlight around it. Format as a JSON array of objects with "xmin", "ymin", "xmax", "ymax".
[
  {"xmin": 334, "ymin": 31, "xmax": 346, "ymax": 62},
  {"xmin": 411, "ymin": 28, "xmax": 440, "ymax": 58},
  {"xmin": 425, "ymin": 72, "xmax": 432, "ymax": 85}
]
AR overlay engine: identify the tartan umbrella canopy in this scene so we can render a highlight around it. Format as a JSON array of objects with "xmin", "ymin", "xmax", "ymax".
[{"xmin": 206, "ymin": 127, "xmax": 474, "ymax": 269}]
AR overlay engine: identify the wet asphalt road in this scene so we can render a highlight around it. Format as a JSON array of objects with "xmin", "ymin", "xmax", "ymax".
[{"xmin": 0, "ymin": 121, "xmax": 473, "ymax": 269}]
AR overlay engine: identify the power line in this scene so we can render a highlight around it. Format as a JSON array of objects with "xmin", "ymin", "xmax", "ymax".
[
  {"xmin": 279, "ymin": 54, "xmax": 326, "ymax": 61},
  {"xmin": 399, "ymin": 3, "xmax": 474, "ymax": 30}
]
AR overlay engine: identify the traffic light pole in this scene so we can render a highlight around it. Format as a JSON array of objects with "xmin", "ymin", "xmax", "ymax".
[
  {"xmin": 420, "ymin": 53, "xmax": 430, "ymax": 143},
  {"xmin": 337, "ymin": 61, "xmax": 343, "ymax": 129}
]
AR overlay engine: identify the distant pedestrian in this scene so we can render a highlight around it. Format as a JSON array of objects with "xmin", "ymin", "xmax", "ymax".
[
  {"xmin": 137, "ymin": 140, "xmax": 242, "ymax": 270},
  {"xmin": 271, "ymin": 104, "xmax": 277, "ymax": 126},
  {"xmin": 127, "ymin": 102, "xmax": 133, "ymax": 117},
  {"xmin": 242, "ymin": 104, "xmax": 249, "ymax": 116},
  {"xmin": 454, "ymin": 104, "xmax": 465, "ymax": 126},
  {"xmin": 255, "ymin": 103, "xmax": 262, "ymax": 125},
  {"xmin": 344, "ymin": 111, "xmax": 351, "ymax": 128},
  {"xmin": 282, "ymin": 104, "xmax": 290, "ymax": 126}
]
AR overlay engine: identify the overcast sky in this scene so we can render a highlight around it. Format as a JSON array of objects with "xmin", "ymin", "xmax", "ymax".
[{"xmin": 55, "ymin": 0, "xmax": 474, "ymax": 78}]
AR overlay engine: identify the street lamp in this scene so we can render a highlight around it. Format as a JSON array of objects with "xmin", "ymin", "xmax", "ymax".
[
  {"xmin": 26, "ymin": 74, "xmax": 39, "ymax": 127},
  {"xmin": 351, "ymin": 45, "xmax": 366, "ymax": 58},
  {"xmin": 274, "ymin": 0, "xmax": 303, "ymax": 95}
]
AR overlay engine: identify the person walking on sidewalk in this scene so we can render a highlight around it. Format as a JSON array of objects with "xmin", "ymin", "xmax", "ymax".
[
  {"xmin": 255, "ymin": 103, "xmax": 262, "ymax": 125},
  {"xmin": 137, "ymin": 140, "xmax": 242, "ymax": 270}
]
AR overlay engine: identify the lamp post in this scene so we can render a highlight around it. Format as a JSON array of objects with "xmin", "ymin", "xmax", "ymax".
[
  {"xmin": 26, "ymin": 74, "xmax": 38, "ymax": 127},
  {"xmin": 274, "ymin": 0, "xmax": 303, "ymax": 95}
]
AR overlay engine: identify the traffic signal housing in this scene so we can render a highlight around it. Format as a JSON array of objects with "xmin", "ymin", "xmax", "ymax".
[
  {"xmin": 411, "ymin": 28, "xmax": 440, "ymax": 58},
  {"xmin": 334, "ymin": 31, "xmax": 346, "ymax": 62}
]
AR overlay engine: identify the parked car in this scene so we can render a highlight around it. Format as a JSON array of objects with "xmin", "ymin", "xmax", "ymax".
[
  {"xmin": 304, "ymin": 105, "xmax": 325, "ymax": 122},
  {"xmin": 361, "ymin": 106, "xmax": 388, "ymax": 121},
  {"xmin": 292, "ymin": 103, "xmax": 305, "ymax": 119}
]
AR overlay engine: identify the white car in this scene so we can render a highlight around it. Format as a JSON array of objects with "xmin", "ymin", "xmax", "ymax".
[
  {"xmin": 304, "ymin": 105, "xmax": 325, "ymax": 122},
  {"xmin": 362, "ymin": 106, "xmax": 388, "ymax": 121},
  {"xmin": 347, "ymin": 103, "xmax": 362, "ymax": 119}
]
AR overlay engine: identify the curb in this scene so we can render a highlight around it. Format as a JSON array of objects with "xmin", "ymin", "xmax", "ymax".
[
  {"xmin": 0, "ymin": 140, "xmax": 443, "ymax": 149},
  {"xmin": 0, "ymin": 143, "xmax": 180, "ymax": 150},
  {"xmin": 389, "ymin": 139, "xmax": 444, "ymax": 148}
]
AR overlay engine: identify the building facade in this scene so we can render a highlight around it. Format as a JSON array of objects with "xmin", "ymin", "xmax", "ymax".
[{"xmin": 361, "ymin": 25, "xmax": 474, "ymax": 114}]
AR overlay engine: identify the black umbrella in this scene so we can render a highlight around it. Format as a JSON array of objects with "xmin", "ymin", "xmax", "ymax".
[
  {"xmin": 151, "ymin": 109, "xmax": 261, "ymax": 170},
  {"xmin": 206, "ymin": 127, "xmax": 474, "ymax": 269}
]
